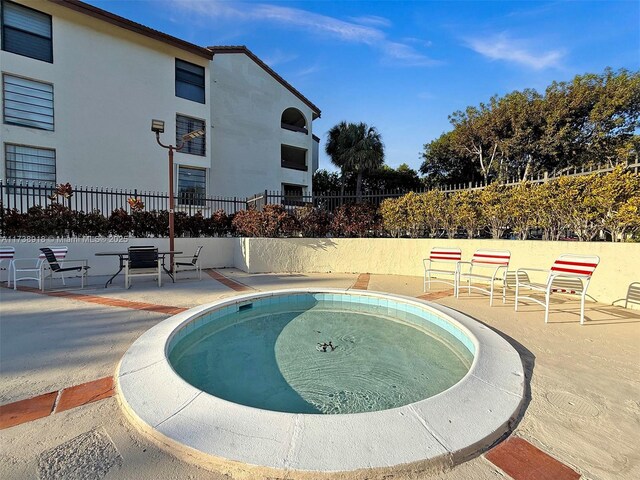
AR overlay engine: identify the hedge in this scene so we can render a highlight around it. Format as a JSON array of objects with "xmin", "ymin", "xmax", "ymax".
[{"xmin": 2, "ymin": 169, "xmax": 638, "ymax": 241}]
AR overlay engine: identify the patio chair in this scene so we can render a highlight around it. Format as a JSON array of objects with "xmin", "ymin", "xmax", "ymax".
[
  {"xmin": 0, "ymin": 247, "xmax": 15, "ymax": 287},
  {"xmin": 174, "ymin": 245, "xmax": 203, "ymax": 280},
  {"xmin": 12, "ymin": 246, "xmax": 66, "ymax": 290},
  {"xmin": 515, "ymin": 254, "xmax": 600, "ymax": 325},
  {"xmin": 456, "ymin": 249, "xmax": 511, "ymax": 306},
  {"xmin": 125, "ymin": 246, "xmax": 161, "ymax": 288},
  {"xmin": 423, "ymin": 247, "xmax": 462, "ymax": 292},
  {"xmin": 39, "ymin": 247, "xmax": 90, "ymax": 291}
]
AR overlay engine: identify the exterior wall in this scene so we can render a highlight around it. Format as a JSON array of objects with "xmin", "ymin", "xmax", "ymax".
[
  {"xmin": 1, "ymin": 0, "xmax": 211, "ymax": 192},
  {"xmin": 209, "ymin": 53, "xmax": 316, "ymax": 198},
  {"xmin": 237, "ymin": 238, "xmax": 640, "ymax": 308},
  {"xmin": 4, "ymin": 236, "xmax": 637, "ymax": 308}
]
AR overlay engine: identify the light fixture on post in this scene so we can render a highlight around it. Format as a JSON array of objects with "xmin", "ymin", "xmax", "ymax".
[{"xmin": 151, "ymin": 119, "xmax": 205, "ymax": 271}]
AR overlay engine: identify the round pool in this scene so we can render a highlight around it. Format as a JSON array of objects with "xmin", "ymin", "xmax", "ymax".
[
  {"xmin": 117, "ymin": 289, "xmax": 525, "ymax": 476},
  {"xmin": 168, "ymin": 294, "xmax": 473, "ymax": 414}
]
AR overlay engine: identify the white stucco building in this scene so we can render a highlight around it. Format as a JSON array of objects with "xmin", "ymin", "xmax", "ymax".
[{"xmin": 0, "ymin": 0, "xmax": 320, "ymax": 205}]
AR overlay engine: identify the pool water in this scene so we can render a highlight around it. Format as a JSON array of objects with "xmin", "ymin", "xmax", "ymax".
[{"xmin": 169, "ymin": 300, "xmax": 473, "ymax": 414}]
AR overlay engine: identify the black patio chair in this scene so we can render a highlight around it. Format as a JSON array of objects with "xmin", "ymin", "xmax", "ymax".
[
  {"xmin": 174, "ymin": 245, "xmax": 203, "ymax": 279},
  {"xmin": 125, "ymin": 246, "xmax": 161, "ymax": 288},
  {"xmin": 39, "ymin": 247, "xmax": 90, "ymax": 291}
]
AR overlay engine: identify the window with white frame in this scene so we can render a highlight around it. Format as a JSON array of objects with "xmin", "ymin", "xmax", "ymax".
[
  {"xmin": 1, "ymin": 0, "xmax": 53, "ymax": 63},
  {"xmin": 5, "ymin": 144, "xmax": 56, "ymax": 185},
  {"xmin": 3, "ymin": 74, "xmax": 54, "ymax": 130},
  {"xmin": 176, "ymin": 114, "xmax": 205, "ymax": 156},
  {"xmin": 175, "ymin": 59, "xmax": 205, "ymax": 103},
  {"xmin": 178, "ymin": 166, "xmax": 206, "ymax": 206}
]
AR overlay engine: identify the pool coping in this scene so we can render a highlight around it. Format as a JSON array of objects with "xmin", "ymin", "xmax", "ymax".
[{"xmin": 116, "ymin": 288, "xmax": 526, "ymax": 476}]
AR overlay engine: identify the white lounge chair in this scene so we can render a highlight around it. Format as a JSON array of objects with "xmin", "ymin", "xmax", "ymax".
[
  {"xmin": 423, "ymin": 247, "xmax": 462, "ymax": 292},
  {"xmin": 13, "ymin": 245, "xmax": 66, "ymax": 290},
  {"xmin": 0, "ymin": 247, "xmax": 15, "ymax": 287},
  {"xmin": 515, "ymin": 254, "xmax": 600, "ymax": 325},
  {"xmin": 456, "ymin": 249, "xmax": 511, "ymax": 306}
]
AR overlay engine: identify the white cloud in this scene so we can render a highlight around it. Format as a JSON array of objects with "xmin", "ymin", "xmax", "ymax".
[
  {"xmin": 170, "ymin": 0, "xmax": 435, "ymax": 67},
  {"xmin": 466, "ymin": 33, "xmax": 564, "ymax": 70},
  {"xmin": 349, "ymin": 15, "xmax": 393, "ymax": 28},
  {"xmin": 262, "ymin": 50, "xmax": 298, "ymax": 67}
]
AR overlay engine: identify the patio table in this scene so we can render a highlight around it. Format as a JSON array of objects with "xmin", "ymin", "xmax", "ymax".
[{"xmin": 95, "ymin": 251, "xmax": 182, "ymax": 288}]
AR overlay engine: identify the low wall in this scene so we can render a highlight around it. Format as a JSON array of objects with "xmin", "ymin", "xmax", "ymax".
[
  {"xmin": 239, "ymin": 238, "xmax": 640, "ymax": 307},
  {"xmin": 3, "ymin": 236, "xmax": 637, "ymax": 308},
  {"xmin": 2, "ymin": 237, "xmax": 235, "ymax": 277}
]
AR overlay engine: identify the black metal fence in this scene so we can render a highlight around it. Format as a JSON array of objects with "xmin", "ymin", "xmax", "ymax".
[
  {"xmin": 0, "ymin": 181, "xmax": 246, "ymax": 216},
  {"xmin": 246, "ymin": 189, "xmax": 409, "ymax": 212}
]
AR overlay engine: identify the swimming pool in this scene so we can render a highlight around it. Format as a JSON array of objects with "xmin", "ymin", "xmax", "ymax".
[
  {"xmin": 168, "ymin": 293, "xmax": 474, "ymax": 414},
  {"xmin": 118, "ymin": 289, "xmax": 525, "ymax": 475}
]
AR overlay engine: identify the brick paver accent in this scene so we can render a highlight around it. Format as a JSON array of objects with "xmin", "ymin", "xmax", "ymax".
[
  {"xmin": 416, "ymin": 289, "xmax": 454, "ymax": 301},
  {"xmin": 352, "ymin": 273, "xmax": 370, "ymax": 290},
  {"xmin": 206, "ymin": 270, "xmax": 251, "ymax": 291},
  {"xmin": 3, "ymin": 284, "xmax": 186, "ymax": 314},
  {"xmin": 0, "ymin": 392, "xmax": 57, "ymax": 430},
  {"xmin": 0, "ymin": 377, "xmax": 116, "ymax": 429},
  {"xmin": 485, "ymin": 437, "xmax": 581, "ymax": 480},
  {"xmin": 55, "ymin": 377, "xmax": 115, "ymax": 413}
]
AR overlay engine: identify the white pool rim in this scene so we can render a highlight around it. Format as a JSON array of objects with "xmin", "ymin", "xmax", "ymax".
[{"xmin": 117, "ymin": 288, "xmax": 525, "ymax": 475}]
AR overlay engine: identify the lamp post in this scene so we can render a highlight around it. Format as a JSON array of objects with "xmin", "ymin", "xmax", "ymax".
[{"xmin": 151, "ymin": 119, "xmax": 205, "ymax": 271}]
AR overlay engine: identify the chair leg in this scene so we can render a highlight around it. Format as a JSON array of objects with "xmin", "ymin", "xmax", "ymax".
[
  {"xmin": 544, "ymin": 289, "xmax": 551, "ymax": 324},
  {"xmin": 580, "ymin": 293, "xmax": 586, "ymax": 325},
  {"xmin": 489, "ymin": 282, "xmax": 494, "ymax": 307},
  {"xmin": 515, "ymin": 282, "xmax": 519, "ymax": 311}
]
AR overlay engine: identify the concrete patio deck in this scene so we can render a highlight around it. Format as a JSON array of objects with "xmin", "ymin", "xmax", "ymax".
[{"xmin": 0, "ymin": 270, "xmax": 638, "ymax": 479}]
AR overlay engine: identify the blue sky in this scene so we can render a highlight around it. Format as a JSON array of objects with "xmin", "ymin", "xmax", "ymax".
[{"xmin": 89, "ymin": 0, "xmax": 639, "ymax": 172}]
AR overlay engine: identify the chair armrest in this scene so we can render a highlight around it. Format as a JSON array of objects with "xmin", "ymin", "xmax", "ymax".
[
  {"xmin": 13, "ymin": 258, "xmax": 43, "ymax": 269},
  {"xmin": 57, "ymin": 258, "xmax": 89, "ymax": 266},
  {"xmin": 516, "ymin": 267, "xmax": 547, "ymax": 274}
]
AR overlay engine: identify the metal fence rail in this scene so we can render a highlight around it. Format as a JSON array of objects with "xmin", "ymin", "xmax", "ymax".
[{"xmin": 0, "ymin": 181, "xmax": 246, "ymax": 216}]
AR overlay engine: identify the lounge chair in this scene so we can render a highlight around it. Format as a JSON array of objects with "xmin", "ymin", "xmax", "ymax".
[
  {"xmin": 174, "ymin": 245, "xmax": 203, "ymax": 280},
  {"xmin": 456, "ymin": 249, "xmax": 511, "ymax": 306},
  {"xmin": 515, "ymin": 254, "xmax": 600, "ymax": 325},
  {"xmin": 39, "ymin": 247, "xmax": 90, "ymax": 291},
  {"xmin": 423, "ymin": 247, "xmax": 462, "ymax": 292},
  {"xmin": 0, "ymin": 247, "xmax": 15, "ymax": 287}
]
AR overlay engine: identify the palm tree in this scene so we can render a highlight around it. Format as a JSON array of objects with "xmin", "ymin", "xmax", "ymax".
[{"xmin": 325, "ymin": 122, "xmax": 385, "ymax": 200}]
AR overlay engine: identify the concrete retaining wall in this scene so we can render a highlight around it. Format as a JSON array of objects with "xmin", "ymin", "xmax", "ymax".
[
  {"xmin": 238, "ymin": 238, "xmax": 640, "ymax": 307},
  {"xmin": 3, "ymin": 237, "xmax": 638, "ymax": 307},
  {"xmin": 3, "ymin": 238, "xmax": 235, "ymax": 277}
]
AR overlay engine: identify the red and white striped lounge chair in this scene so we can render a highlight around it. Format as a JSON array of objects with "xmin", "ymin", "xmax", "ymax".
[
  {"xmin": 423, "ymin": 247, "xmax": 462, "ymax": 292},
  {"xmin": 0, "ymin": 247, "xmax": 15, "ymax": 287},
  {"xmin": 456, "ymin": 249, "xmax": 511, "ymax": 306},
  {"xmin": 515, "ymin": 254, "xmax": 600, "ymax": 325}
]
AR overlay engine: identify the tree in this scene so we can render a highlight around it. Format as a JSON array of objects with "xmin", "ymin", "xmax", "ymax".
[
  {"xmin": 312, "ymin": 169, "xmax": 342, "ymax": 194},
  {"xmin": 420, "ymin": 131, "xmax": 481, "ymax": 186},
  {"xmin": 325, "ymin": 121, "xmax": 385, "ymax": 199}
]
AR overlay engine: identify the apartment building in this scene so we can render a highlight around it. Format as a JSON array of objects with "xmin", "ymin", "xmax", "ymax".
[{"xmin": 0, "ymin": 0, "xmax": 320, "ymax": 206}]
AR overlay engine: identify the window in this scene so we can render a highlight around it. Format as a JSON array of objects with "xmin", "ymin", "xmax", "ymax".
[
  {"xmin": 1, "ymin": 0, "xmax": 53, "ymax": 63},
  {"xmin": 5, "ymin": 144, "xmax": 56, "ymax": 185},
  {"xmin": 175, "ymin": 59, "xmax": 205, "ymax": 103},
  {"xmin": 176, "ymin": 115, "xmax": 205, "ymax": 156},
  {"xmin": 3, "ymin": 74, "xmax": 54, "ymax": 130},
  {"xmin": 178, "ymin": 166, "xmax": 206, "ymax": 206},
  {"xmin": 281, "ymin": 144, "xmax": 307, "ymax": 171},
  {"xmin": 282, "ymin": 184, "xmax": 305, "ymax": 206},
  {"xmin": 281, "ymin": 108, "xmax": 307, "ymax": 134}
]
